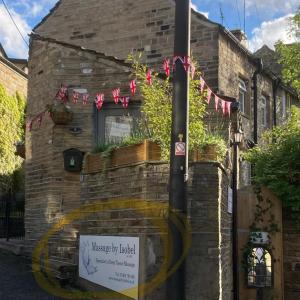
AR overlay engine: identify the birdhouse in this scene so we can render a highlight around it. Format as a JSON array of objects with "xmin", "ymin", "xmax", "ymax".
[{"xmin": 63, "ymin": 148, "xmax": 84, "ymax": 172}]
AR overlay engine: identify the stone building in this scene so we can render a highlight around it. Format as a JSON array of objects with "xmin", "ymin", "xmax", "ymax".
[
  {"xmin": 0, "ymin": 42, "xmax": 28, "ymax": 97},
  {"xmin": 25, "ymin": 0, "xmax": 299, "ymax": 299}
]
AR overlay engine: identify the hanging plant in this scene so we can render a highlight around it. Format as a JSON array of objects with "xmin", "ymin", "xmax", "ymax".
[{"xmin": 47, "ymin": 101, "xmax": 73, "ymax": 125}]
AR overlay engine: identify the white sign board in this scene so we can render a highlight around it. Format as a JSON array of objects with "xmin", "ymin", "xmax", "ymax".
[
  {"xmin": 228, "ymin": 187, "xmax": 233, "ymax": 214},
  {"xmin": 79, "ymin": 235, "xmax": 139, "ymax": 300},
  {"xmin": 109, "ymin": 122, "xmax": 131, "ymax": 138}
]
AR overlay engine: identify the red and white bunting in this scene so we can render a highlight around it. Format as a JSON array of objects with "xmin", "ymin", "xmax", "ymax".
[
  {"xmin": 226, "ymin": 101, "xmax": 231, "ymax": 116},
  {"xmin": 120, "ymin": 96, "xmax": 130, "ymax": 108},
  {"xmin": 130, "ymin": 80, "xmax": 137, "ymax": 96},
  {"xmin": 200, "ymin": 77, "xmax": 205, "ymax": 93},
  {"xmin": 221, "ymin": 100, "xmax": 226, "ymax": 115},
  {"xmin": 146, "ymin": 70, "xmax": 152, "ymax": 85},
  {"xmin": 95, "ymin": 93, "xmax": 104, "ymax": 110},
  {"xmin": 183, "ymin": 56, "xmax": 190, "ymax": 72},
  {"xmin": 72, "ymin": 91, "xmax": 79, "ymax": 103},
  {"xmin": 112, "ymin": 88, "xmax": 120, "ymax": 104},
  {"xmin": 82, "ymin": 94, "xmax": 89, "ymax": 105},
  {"xmin": 57, "ymin": 85, "xmax": 68, "ymax": 102},
  {"xmin": 215, "ymin": 95, "xmax": 220, "ymax": 111},
  {"xmin": 27, "ymin": 121, "xmax": 33, "ymax": 132},
  {"xmin": 207, "ymin": 88, "xmax": 212, "ymax": 104},
  {"xmin": 163, "ymin": 58, "xmax": 170, "ymax": 77}
]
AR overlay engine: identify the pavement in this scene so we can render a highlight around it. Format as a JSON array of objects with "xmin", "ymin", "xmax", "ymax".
[{"xmin": 0, "ymin": 249, "xmax": 65, "ymax": 300}]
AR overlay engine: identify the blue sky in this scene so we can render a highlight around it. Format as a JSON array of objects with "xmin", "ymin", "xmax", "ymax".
[{"xmin": 0, "ymin": 0, "xmax": 298, "ymax": 58}]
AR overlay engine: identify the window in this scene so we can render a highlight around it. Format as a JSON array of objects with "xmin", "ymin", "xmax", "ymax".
[
  {"xmin": 260, "ymin": 96, "xmax": 267, "ymax": 127},
  {"xmin": 247, "ymin": 247, "xmax": 273, "ymax": 288},
  {"xmin": 282, "ymin": 92, "xmax": 286, "ymax": 119},
  {"xmin": 238, "ymin": 79, "xmax": 247, "ymax": 114},
  {"xmin": 95, "ymin": 103, "xmax": 141, "ymax": 145}
]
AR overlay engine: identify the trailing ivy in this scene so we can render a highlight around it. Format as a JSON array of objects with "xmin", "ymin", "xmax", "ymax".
[
  {"xmin": 244, "ymin": 106, "xmax": 300, "ymax": 225},
  {"xmin": 0, "ymin": 84, "xmax": 26, "ymax": 190}
]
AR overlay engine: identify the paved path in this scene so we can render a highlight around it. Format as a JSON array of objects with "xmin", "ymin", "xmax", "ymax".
[{"xmin": 0, "ymin": 249, "xmax": 65, "ymax": 300}]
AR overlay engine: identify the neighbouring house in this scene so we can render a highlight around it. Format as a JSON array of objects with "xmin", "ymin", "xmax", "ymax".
[
  {"xmin": 25, "ymin": 1, "xmax": 299, "ymax": 299},
  {"xmin": 0, "ymin": 42, "xmax": 28, "ymax": 97}
]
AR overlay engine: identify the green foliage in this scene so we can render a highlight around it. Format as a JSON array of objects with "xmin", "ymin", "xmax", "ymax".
[
  {"xmin": 0, "ymin": 84, "xmax": 26, "ymax": 189},
  {"xmin": 276, "ymin": 7, "xmax": 300, "ymax": 94},
  {"xmin": 244, "ymin": 106, "xmax": 300, "ymax": 224},
  {"xmin": 128, "ymin": 54, "xmax": 207, "ymax": 159},
  {"xmin": 199, "ymin": 134, "xmax": 227, "ymax": 162}
]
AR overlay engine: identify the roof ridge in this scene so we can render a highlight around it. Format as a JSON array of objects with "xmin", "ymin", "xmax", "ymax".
[{"xmin": 30, "ymin": 33, "xmax": 131, "ymax": 68}]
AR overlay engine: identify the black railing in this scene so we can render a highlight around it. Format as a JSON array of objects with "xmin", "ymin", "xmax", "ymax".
[{"xmin": 0, "ymin": 193, "xmax": 25, "ymax": 241}]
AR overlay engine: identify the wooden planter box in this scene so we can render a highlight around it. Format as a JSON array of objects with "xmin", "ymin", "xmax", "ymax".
[
  {"xmin": 84, "ymin": 153, "xmax": 110, "ymax": 173},
  {"xmin": 111, "ymin": 140, "xmax": 161, "ymax": 167},
  {"xmin": 192, "ymin": 144, "xmax": 218, "ymax": 162}
]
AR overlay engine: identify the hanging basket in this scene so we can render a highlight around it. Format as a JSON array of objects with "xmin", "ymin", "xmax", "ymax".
[{"xmin": 50, "ymin": 110, "xmax": 73, "ymax": 125}]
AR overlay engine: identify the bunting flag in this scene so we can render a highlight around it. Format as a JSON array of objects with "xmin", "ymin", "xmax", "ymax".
[
  {"xmin": 221, "ymin": 100, "xmax": 226, "ymax": 115},
  {"xmin": 215, "ymin": 95, "xmax": 220, "ymax": 111},
  {"xmin": 112, "ymin": 88, "xmax": 120, "ymax": 104},
  {"xmin": 172, "ymin": 55, "xmax": 183, "ymax": 71},
  {"xmin": 27, "ymin": 121, "xmax": 33, "ymax": 132},
  {"xmin": 72, "ymin": 91, "xmax": 79, "ymax": 103},
  {"xmin": 146, "ymin": 70, "xmax": 152, "ymax": 85},
  {"xmin": 207, "ymin": 88, "xmax": 212, "ymax": 104},
  {"xmin": 130, "ymin": 80, "xmax": 137, "ymax": 96},
  {"xmin": 120, "ymin": 97, "xmax": 130, "ymax": 108},
  {"xmin": 183, "ymin": 56, "xmax": 190, "ymax": 72},
  {"xmin": 163, "ymin": 58, "xmax": 170, "ymax": 77},
  {"xmin": 82, "ymin": 94, "xmax": 89, "ymax": 105},
  {"xmin": 190, "ymin": 63, "xmax": 196, "ymax": 79},
  {"xmin": 226, "ymin": 101, "xmax": 232, "ymax": 116},
  {"xmin": 56, "ymin": 85, "xmax": 68, "ymax": 102},
  {"xmin": 95, "ymin": 93, "xmax": 104, "ymax": 110},
  {"xmin": 200, "ymin": 77, "xmax": 205, "ymax": 93}
]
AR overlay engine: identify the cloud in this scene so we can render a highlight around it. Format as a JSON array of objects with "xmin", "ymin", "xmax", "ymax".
[
  {"xmin": 191, "ymin": 2, "xmax": 209, "ymax": 18},
  {"xmin": 0, "ymin": 5, "xmax": 30, "ymax": 58},
  {"xmin": 245, "ymin": 0, "xmax": 299, "ymax": 17},
  {"xmin": 248, "ymin": 14, "xmax": 297, "ymax": 52}
]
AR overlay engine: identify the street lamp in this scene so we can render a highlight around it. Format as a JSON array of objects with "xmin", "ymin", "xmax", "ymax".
[{"xmin": 232, "ymin": 128, "xmax": 243, "ymax": 300}]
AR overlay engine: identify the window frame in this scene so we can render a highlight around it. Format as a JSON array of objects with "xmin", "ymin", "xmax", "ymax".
[
  {"xmin": 260, "ymin": 95, "xmax": 267, "ymax": 127},
  {"xmin": 238, "ymin": 78, "xmax": 247, "ymax": 114},
  {"xmin": 94, "ymin": 102, "xmax": 141, "ymax": 146}
]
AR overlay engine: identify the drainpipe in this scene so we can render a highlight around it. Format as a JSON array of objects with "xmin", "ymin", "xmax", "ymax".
[
  {"xmin": 252, "ymin": 58, "xmax": 263, "ymax": 144},
  {"xmin": 272, "ymin": 78, "xmax": 281, "ymax": 128}
]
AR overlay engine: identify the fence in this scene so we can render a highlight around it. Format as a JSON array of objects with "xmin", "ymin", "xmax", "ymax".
[{"xmin": 0, "ymin": 193, "xmax": 25, "ymax": 240}]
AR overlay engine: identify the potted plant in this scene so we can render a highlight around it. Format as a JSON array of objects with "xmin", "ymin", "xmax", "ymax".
[
  {"xmin": 46, "ymin": 101, "xmax": 73, "ymax": 125},
  {"xmin": 111, "ymin": 136, "xmax": 161, "ymax": 167},
  {"xmin": 193, "ymin": 134, "xmax": 227, "ymax": 163}
]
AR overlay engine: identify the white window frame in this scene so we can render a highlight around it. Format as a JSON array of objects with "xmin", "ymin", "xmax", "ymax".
[
  {"xmin": 238, "ymin": 79, "xmax": 247, "ymax": 114},
  {"xmin": 260, "ymin": 95, "xmax": 267, "ymax": 127}
]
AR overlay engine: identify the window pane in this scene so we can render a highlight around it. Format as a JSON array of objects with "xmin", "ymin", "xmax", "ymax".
[{"xmin": 105, "ymin": 115, "xmax": 133, "ymax": 144}]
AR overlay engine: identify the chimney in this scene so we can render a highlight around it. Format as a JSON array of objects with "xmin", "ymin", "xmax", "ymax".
[{"xmin": 230, "ymin": 29, "xmax": 248, "ymax": 48}]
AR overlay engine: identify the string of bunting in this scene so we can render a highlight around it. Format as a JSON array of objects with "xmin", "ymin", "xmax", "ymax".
[{"xmin": 27, "ymin": 56, "xmax": 231, "ymax": 131}]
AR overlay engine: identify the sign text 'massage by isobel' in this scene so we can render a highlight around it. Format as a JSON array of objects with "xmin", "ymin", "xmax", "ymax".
[{"xmin": 79, "ymin": 235, "xmax": 140, "ymax": 300}]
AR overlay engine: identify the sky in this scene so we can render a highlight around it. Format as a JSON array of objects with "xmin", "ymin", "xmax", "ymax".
[{"xmin": 0, "ymin": 0, "xmax": 298, "ymax": 59}]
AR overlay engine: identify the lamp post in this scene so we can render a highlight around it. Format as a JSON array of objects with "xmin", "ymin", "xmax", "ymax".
[
  {"xmin": 232, "ymin": 129, "xmax": 243, "ymax": 300},
  {"xmin": 168, "ymin": 0, "xmax": 191, "ymax": 299}
]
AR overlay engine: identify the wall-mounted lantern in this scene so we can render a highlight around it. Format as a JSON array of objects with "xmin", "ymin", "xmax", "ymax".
[{"xmin": 63, "ymin": 148, "xmax": 84, "ymax": 172}]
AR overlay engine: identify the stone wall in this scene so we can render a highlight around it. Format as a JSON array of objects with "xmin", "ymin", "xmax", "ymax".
[
  {"xmin": 25, "ymin": 37, "xmax": 133, "ymax": 256},
  {"xmin": 35, "ymin": 0, "xmax": 219, "ymax": 89},
  {"xmin": 0, "ymin": 56, "xmax": 27, "ymax": 97},
  {"xmin": 75, "ymin": 161, "xmax": 232, "ymax": 300}
]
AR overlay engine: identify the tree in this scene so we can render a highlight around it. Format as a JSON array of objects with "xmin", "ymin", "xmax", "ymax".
[
  {"xmin": 276, "ymin": 7, "xmax": 300, "ymax": 94},
  {"xmin": 0, "ymin": 84, "xmax": 26, "ymax": 190}
]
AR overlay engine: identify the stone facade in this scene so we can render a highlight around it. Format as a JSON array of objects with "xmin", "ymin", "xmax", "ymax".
[
  {"xmin": 0, "ymin": 55, "xmax": 27, "ymax": 97},
  {"xmin": 25, "ymin": 37, "xmax": 133, "ymax": 255}
]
